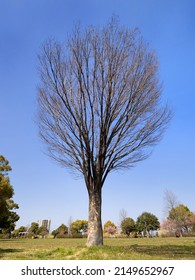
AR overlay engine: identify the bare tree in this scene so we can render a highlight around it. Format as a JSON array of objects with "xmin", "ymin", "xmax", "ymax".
[
  {"xmin": 163, "ymin": 189, "xmax": 179, "ymax": 216},
  {"xmin": 37, "ymin": 18, "xmax": 172, "ymax": 246},
  {"xmin": 119, "ymin": 208, "xmax": 128, "ymax": 224}
]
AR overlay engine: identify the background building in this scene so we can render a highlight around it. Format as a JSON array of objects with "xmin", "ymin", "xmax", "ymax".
[{"xmin": 37, "ymin": 219, "xmax": 51, "ymax": 232}]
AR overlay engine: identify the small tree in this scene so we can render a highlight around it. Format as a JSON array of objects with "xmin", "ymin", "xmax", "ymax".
[
  {"xmin": 12, "ymin": 226, "xmax": 27, "ymax": 238},
  {"xmin": 136, "ymin": 212, "xmax": 160, "ymax": 237},
  {"xmin": 28, "ymin": 222, "xmax": 39, "ymax": 237},
  {"xmin": 119, "ymin": 208, "xmax": 128, "ymax": 225},
  {"xmin": 104, "ymin": 220, "xmax": 116, "ymax": 236},
  {"xmin": 121, "ymin": 217, "xmax": 135, "ymax": 237},
  {"xmin": 38, "ymin": 226, "xmax": 49, "ymax": 238},
  {"xmin": 160, "ymin": 219, "xmax": 179, "ymax": 236},
  {"xmin": 37, "ymin": 17, "xmax": 172, "ymax": 246},
  {"xmin": 52, "ymin": 223, "xmax": 68, "ymax": 238},
  {"xmin": 163, "ymin": 189, "xmax": 179, "ymax": 216},
  {"xmin": 70, "ymin": 220, "xmax": 88, "ymax": 235},
  {"xmin": 168, "ymin": 204, "xmax": 193, "ymax": 234}
]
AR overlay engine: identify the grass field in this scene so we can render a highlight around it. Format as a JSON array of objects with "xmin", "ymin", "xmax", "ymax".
[{"xmin": 0, "ymin": 237, "xmax": 195, "ymax": 260}]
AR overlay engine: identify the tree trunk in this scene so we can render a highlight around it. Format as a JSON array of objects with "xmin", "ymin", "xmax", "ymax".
[{"xmin": 87, "ymin": 189, "xmax": 103, "ymax": 246}]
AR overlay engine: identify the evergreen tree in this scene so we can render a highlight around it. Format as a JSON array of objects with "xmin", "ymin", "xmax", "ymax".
[
  {"xmin": 0, "ymin": 155, "xmax": 19, "ymax": 234},
  {"xmin": 136, "ymin": 212, "xmax": 159, "ymax": 237},
  {"xmin": 121, "ymin": 217, "xmax": 135, "ymax": 237}
]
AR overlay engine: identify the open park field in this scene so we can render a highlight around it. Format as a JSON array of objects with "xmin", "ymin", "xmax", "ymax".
[{"xmin": 0, "ymin": 237, "xmax": 195, "ymax": 260}]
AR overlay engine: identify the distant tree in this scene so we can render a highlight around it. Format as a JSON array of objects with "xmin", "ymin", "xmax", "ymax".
[
  {"xmin": 104, "ymin": 220, "xmax": 116, "ymax": 231},
  {"xmin": 168, "ymin": 204, "xmax": 193, "ymax": 234},
  {"xmin": 70, "ymin": 220, "xmax": 88, "ymax": 235},
  {"xmin": 18, "ymin": 226, "xmax": 27, "ymax": 232},
  {"xmin": 12, "ymin": 226, "xmax": 27, "ymax": 238},
  {"xmin": 119, "ymin": 209, "xmax": 128, "ymax": 224},
  {"xmin": 106, "ymin": 226, "xmax": 117, "ymax": 236},
  {"xmin": 121, "ymin": 217, "xmax": 135, "ymax": 237},
  {"xmin": 52, "ymin": 223, "xmax": 68, "ymax": 238},
  {"xmin": 104, "ymin": 220, "xmax": 116, "ymax": 235},
  {"xmin": 28, "ymin": 222, "xmax": 39, "ymax": 236},
  {"xmin": 163, "ymin": 189, "xmax": 179, "ymax": 215},
  {"xmin": 0, "ymin": 155, "xmax": 19, "ymax": 235},
  {"xmin": 38, "ymin": 226, "xmax": 49, "ymax": 238},
  {"xmin": 136, "ymin": 212, "xmax": 160, "ymax": 237},
  {"xmin": 160, "ymin": 219, "xmax": 178, "ymax": 235},
  {"xmin": 51, "ymin": 229, "xmax": 58, "ymax": 238},
  {"xmin": 37, "ymin": 17, "xmax": 172, "ymax": 246},
  {"xmin": 189, "ymin": 213, "xmax": 195, "ymax": 231}
]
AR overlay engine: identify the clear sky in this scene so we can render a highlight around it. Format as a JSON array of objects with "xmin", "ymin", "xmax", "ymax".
[{"xmin": 1, "ymin": 0, "xmax": 195, "ymax": 231}]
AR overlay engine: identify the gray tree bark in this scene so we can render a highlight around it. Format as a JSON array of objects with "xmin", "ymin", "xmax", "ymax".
[{"xmin": 87, "ymin": 189, "xmax": 103, "ymax": 246}]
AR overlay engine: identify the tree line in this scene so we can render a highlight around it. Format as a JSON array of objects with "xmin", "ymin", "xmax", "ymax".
[
  {"xmin": 104, "ymin": 212, "xmax": 160, "ymax": 238},
  {"xmin": 12, "ymin": 219, "xmax": 89, "ymax": 239},
  {"xmin": 1, "ymin": 155, "xmax": 194, "ymax": 239},
  {"xmin": 11, "ymin": 204, "xmax": 195, "ymax": 239}
]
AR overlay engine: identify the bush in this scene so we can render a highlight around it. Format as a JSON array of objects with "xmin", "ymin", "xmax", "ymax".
[
  {"xmin": 55, "ymin": 233, "xmax": 69, "ymax": 238},
  {"xmin": 182, "ymin": 232, "xmax": 195, "ymax": 237},
  {"xmin": 159, "ymin": 232, "xmax": 177, "ymax": 238},
  {"xmin": 54, "ymin": 233, "xmax": 85, "ymax": 238},
  {"xmin": 71, "ymin": 233, "xmax": 84, "ymax": 238}
]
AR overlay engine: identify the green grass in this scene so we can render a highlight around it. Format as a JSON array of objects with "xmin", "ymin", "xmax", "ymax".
[{"xmin": 0, "ymin": 237, "xmax": 194, "ymax": 260}]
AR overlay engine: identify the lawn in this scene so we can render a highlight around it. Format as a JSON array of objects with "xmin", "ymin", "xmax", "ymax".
[{"xmin": 0, "ymin": 237, "xmax": 194, "ymax": 260}]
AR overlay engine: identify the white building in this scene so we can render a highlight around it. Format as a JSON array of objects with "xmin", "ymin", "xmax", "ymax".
[{"xmin": 37, "ymin": 219, "xmax": 51, "ymax": 232}]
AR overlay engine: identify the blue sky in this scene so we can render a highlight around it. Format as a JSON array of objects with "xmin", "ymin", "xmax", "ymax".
[{"xmin": 0, "ymin": 0, "xmax": 195, "ymax": 231}]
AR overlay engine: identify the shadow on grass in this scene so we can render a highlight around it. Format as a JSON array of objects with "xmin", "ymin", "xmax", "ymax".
[
  {"xmin": 125, "ymin": 244, "xmax": 195, "ymax": 259},
  {"xmin": 0, "ymin": 248, "xmax": 24, "ymax": 259},
  {"xmin": 0, "ymin": 239, "xmax": 23, "ymax": 242}
]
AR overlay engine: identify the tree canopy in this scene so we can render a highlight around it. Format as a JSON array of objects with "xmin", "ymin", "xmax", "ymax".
[
  {"xmin": 121, "ymin": 217, "xmax": 135, "ymax": 236},
  {"xmin": 28, "ymin": 222, "xmax": 39, "ymax": 235},
  {"xmin": 136, "ymin": 212, "xmax": 160, "ymax": 236},
  {"xmin": 104, "ymin": 220, "xmax": 117, "ymax": 235},
  {"xmin": 0, "ymin": 155, "xmax": 19, "ymax": 233},
  {"xmin": 52, "ymin": 223, "xmax": 68, "ymax": 238},
  {"xmin": 168, "ymin": 204, "xmax": 193, "ymax": 233},
  {"xmin": 70, "ymin": 220, "xmax": 88, "ymax": 235}
]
